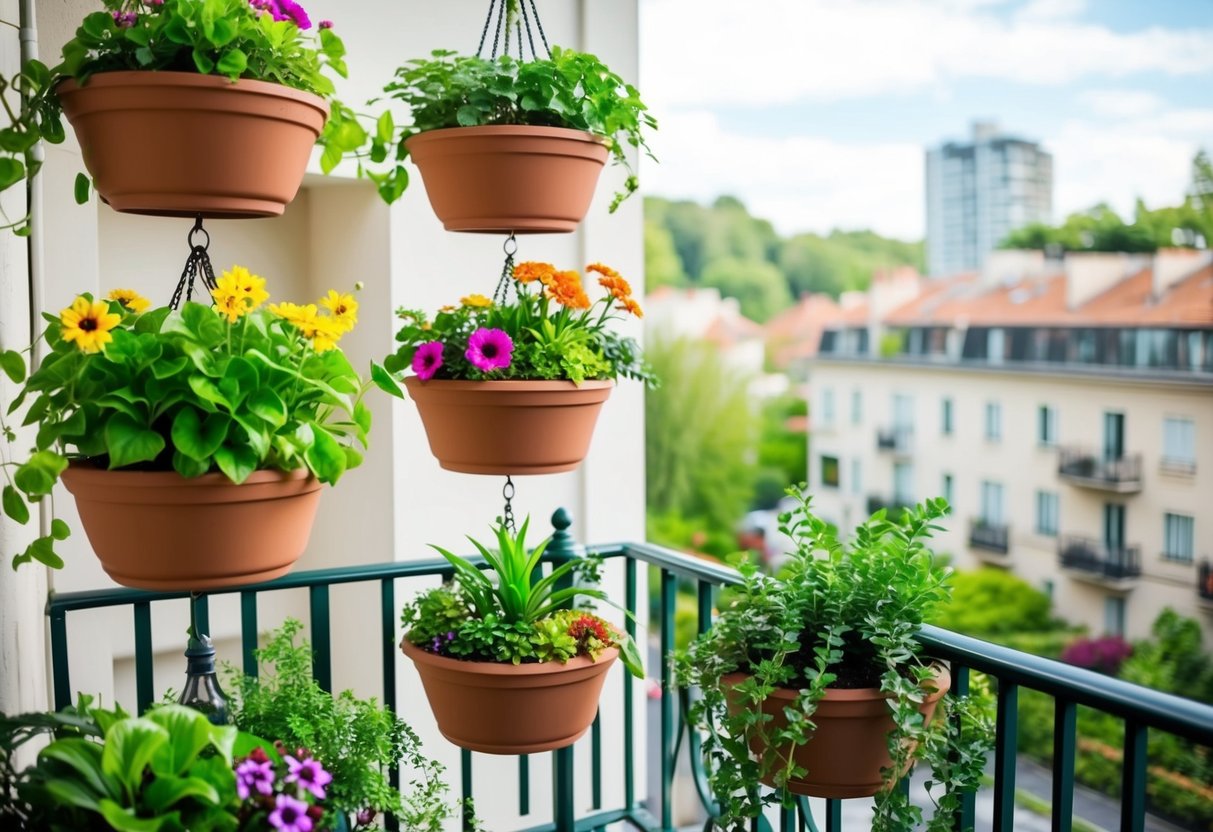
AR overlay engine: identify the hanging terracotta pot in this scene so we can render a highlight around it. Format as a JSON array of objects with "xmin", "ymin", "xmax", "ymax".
[
  {"xmin": 724, "ymin": 664, "xmax": 951, "ymax": 798},
  {"xmin": 57, "ymin": 71, "xmax": 328, "ymax": 219},
  {"xmin": 60, "ymin": 465, "xmax": 322, "ymax": 591},
  {"xmin": 404, "ymin": 125, "xmax": 609, "ymax": 233},
  {"xmin": 403, "ymin": 377, "xmax": 613, "ymax": 475},
  {"xmin": 401, "ymin": 637, "xmax": 618, "ymax": 754}
]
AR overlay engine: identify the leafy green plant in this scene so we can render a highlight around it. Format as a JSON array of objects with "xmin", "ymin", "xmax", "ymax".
[
  {"xmin": 676, "ymin": 487, "xmax": 994, "ymax": 830},
  {"xmin": 341, "ymin": 47, "xmax": 656, "ymax": 210},
  {"xmin": 380, "ymin": 260, "xmax": 654, "ymax": 390},
  {"xmin": 226, "ymin": 619, "xmax": 466, "ymax": 830},
  {"xmin": 0, "ymin": 697, "xmax": 337, "ymax": 831},
  {"xmin": 0, "ymin": 0, "xmax": 365, "ymax": 226},
  {"xmin": 401, "ymin": 516, "xmax": 644, "ymax": 678},
  {"xmin": 1, "ymin": 270, "xmax": 375, "ymax": 571}
]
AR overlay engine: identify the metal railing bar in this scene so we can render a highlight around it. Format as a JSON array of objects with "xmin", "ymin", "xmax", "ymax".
[
  {"xmin": 1051, "ymin": 698, "xmax": 1076, "ymax": 832},
  {"xmin": 948, "ymin": 664, "xmax": 976, "ymax": 831},
  {"xmin": 308, "ymin": 584, "xmax": 331, "ymax": 693},
  {"xmin": 519, "ymin": 754, "xmax": 530, "ymax": 816},
  {"xmin": 1120, "ymin": 722, "xmax": 1147, "ymax": 832},
  {"xmin": 554, "ymin": 745, "xmax": 575, "ymax": 831},
  {"xmin": 240, "ymin": 590, "xmax": 258, "ymax": 678},
  {"xmin": 623, "ymin": 556, "xmax": 636, "ymax": 810},
  {"xmin": 380, "ymin": 577, "xmax": 400, "ymax": 832},
  {"xmin": 660, "ymin": 570, "xmax": 677, "ymax": 831},
  {"xmin": 591, "ymin": 710, "xmax": 602, "ymax": 810},
  {"xmin": 193, "ymin": 593, "xmax": 210, "ymax": 636},
  {"xmin": 824, "ymin": 798, "xmax": 842, "ymax": 832},
  {"xmin": 133, "ymin": 601, "xmax": 153, "ymax": 714},
  {"xmin": 460, "ymin": 748, "xmax": 473, "ymax": 832},
  {"xmin": 49, "ymin": 609, "xmax": 69, "ymax": 711},
  {"xmin": 993, "ymin": 681, "xmax": 1019, "ymax": 832}
]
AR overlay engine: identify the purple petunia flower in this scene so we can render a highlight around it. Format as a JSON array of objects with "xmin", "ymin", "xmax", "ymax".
[
  {"xmin": 285, "ymin": 754, "xmax": 333, "ymax": 800},
  {"xmin": 412, "ymin": 341, "xmax": 445, "ymax": 380},
  {"xmin": 112, "ymin": 10, "xmax": 137, "ymax": 26},
  {"xmin": 235, "ymin": 757, "xmax": 276, "ymax": 800},
  {"xmin": 268, "ymin": 793, "xmax": 314, "ymax": 832},
  {"xmin": 318, "ymin": 19, "xmax": 333, "ymax": 29},
  {"xmin": 247, "ymin": 0, "xmax": 312, "ymax": 29},
  {"xmin": 465, "ymin": 328, "xmax": 514, "ymax": 372}
]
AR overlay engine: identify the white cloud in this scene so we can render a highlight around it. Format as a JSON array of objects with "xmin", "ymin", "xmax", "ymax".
[
  {"xmin": 641, "ymin": 111, "xmax": 923, "ymax": 238},
  {"xmin": 1080, "ymin": 89, "xmax": 1164, "ymax": 118},
  {"xmin": 640, "ymin": 0, "xmax": 1213, "ymax": 109},
  {"xmin": 1017, "ymin": 0, "xmax": 1087, "ymax": 21}
]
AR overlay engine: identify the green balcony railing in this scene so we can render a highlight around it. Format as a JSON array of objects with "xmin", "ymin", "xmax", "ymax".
[{"xmin": 45, "ymin": 510, "xmax": 1213, "ymax": 832}]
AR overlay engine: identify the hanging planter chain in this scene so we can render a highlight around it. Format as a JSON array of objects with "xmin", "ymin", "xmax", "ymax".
[
  {"xmin": 477, "ymin": 0, "xmax": 551, "ymax": 61},
  {"xmin": 168, "ymin": 216, "xmax": 218, "ymax": 309},
  {"xmin": 493, "ymin": 233, "xmax": 519, "ymax": 306},
  {"xmin": 501, "ymin": 476, "xmax": 517, "ymax": 534}
]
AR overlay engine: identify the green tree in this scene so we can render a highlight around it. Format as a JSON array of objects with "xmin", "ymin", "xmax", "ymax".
[
  {"xmin": 700, "ymin": 257, "xmax": 792, "ymax": 322},
  {"xmin": 644, "ymin": 219, "xmax": 687, "ymax": 289},
  {"xmin": 645, "ymin": 337, "xmax": 757, "ymax": 535},
  {"xmin": 930, "ymin": 568, "xmax": 1055, "ymax": 635},
  {"xmin": 756, "ymin": 394, "xmax": 807, "ymax": 494}
]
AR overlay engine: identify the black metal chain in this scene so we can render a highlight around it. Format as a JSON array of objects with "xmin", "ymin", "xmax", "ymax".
[
  {"xmin": 492, "ymin": 233, "xmax": 519, "ymax": 307},
  {"xmin": 477, "ymin": 0, "xmax": 551, "ymax": 61},
  {"xmin": 501, "ymin": 476, "xmax": 517, "ymax": 534},
  {"xmin": 168, "ymin": 216, "xmax": 218, "ymax": 309}
]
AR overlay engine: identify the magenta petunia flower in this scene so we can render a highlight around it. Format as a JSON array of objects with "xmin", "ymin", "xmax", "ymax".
[
  {"xmin": 112, "ymin": 10, "xmax": 137, "ymax": 26},
  {"xmin": 235, "ymin": 757, "xmax": 276, "ymax": 800},
  {"xmin": 465, "ymin": 328, "xmax": 514, "ymax": 372},
  {"xmin": 285, "ymin": 754, "xmax": 333, "ymax": 800},
  {"xmin": 412, "ymin": 341, "xmax": 445, "ymax": 380},
  {"xmin": 268, "ymin": 793, "xmax": 314, "ymax": 832},
  {"xmin": 318, "ymin": 19, "xmax": 333, "ymax": 29},
  {"xmin": 248, "ymin": 0, "xmax": 311, "ymax": 29}
]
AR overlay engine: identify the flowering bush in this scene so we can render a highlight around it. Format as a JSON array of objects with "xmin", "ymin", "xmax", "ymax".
[
  {"xmin": 234, "ymin": 743, "xmax": 336, "ymax": 832},
  {"xmin": 0, "ymin": 268, "xmax": 374, "ymax": 571},
  {"xmin": 1060, "ymin": 635, "xmax": 1133, "ymax": 675},
  {"xmin": 400, "ymin": 518, "xmax": 644, "ymax": 677},
  {"xmin": 381, "ymin": 261, "xmax": 654, "ymax": 389}
]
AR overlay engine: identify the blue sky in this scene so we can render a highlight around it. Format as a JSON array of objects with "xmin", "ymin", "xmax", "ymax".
[{"xmin": 639, "ymin": 0, "xmax": 1213, "ymax": 240}]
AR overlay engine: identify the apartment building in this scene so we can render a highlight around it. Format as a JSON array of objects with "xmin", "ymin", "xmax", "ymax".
[
  {"xmin": 926, "ymin": 121, "xmax": 1053, "ymax": 276},
  {"xmin": 806, "ymin": 249, "xmax": 1213, "ymax": 643}
]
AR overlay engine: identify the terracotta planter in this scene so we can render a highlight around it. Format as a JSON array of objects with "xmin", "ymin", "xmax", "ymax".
[
  {"xmin": 60, "ymin": 465, "xmax": 322, "ymax": 591},
  {"xmin": 403, "ymin": 377, "xmax": 613, "ymax": 475},
  {"xmin": 401, "ymin": 637, "xmax": 617, "ymax": 754},
  {"xmin": 57, "ymin": 71, "xmax": 328, "ymax": 218},
  {"xmin": 724, "ymin": 664, "xmax": 951, "ymax": 798},
  {"xmin": 404, "ymin": 125, "xmax": 609, "ymax": 233}
]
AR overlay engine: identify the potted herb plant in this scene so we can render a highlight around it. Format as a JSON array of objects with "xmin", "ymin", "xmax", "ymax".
[
  {"xmin": 346, "ymin": 40, "xmax": 656, "ymax": 233},
  {"xmin": 377, "ymin": 260, "xmax": 653, "ymax": 475},
  {"xmin": 227, "ymin": 619, "xmax": 467, "ymax": 830},
  {"xmin": 1, "ymin": 696, "xmax": 343, "ymax": 830},
  {"xmin": 38, "ymin": 0, "xmax": 363, "ymax": 218},
  {"xmin": 676, "ymin": 489, "xmax": 994, "ymax": 829},
  {"xmin": 0, "ymin": 268, "xmax": 374, "ymax": 589},
  {"xmin": 399, "ymin": 517, "xmax": 644, "ymax": 754}
]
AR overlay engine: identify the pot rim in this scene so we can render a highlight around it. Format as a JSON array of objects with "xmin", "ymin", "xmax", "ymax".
[
  {"xmin": 405, "ymin": 124, "xmax": 607, "ymax": 146},
  {"xmin": 723, "ymin": 661, "xmax": 952, "ymax": 703},
  {"xmin": 61, "ymin": 463, "xmax": 319, "ymax": 489},
  {"xmin": 401, "ymin": 635, "xmax": 619, "ymax": 676},
  {"xmin": 403, "ymin": 377, "xmax": 615, "ymax": 392},
  {"xmin": 55, "ymin": 70, "xmax": 328, "ymax": 112}
]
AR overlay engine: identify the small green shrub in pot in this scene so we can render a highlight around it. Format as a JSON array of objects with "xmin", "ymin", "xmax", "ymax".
[{"xmin": 676, "ymin": 487, "xmax": 995, "ymax": 830}]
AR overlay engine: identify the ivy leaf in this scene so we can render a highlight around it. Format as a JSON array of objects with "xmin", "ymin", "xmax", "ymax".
[
  {"xmin": 104, "ymin": 413, "xmax": 166, "ymax": 469},
  {"xmin": 2, "ymin": 485, "xmax": 29, "ymax": 524},
  {"xmin": 370, "ymin": 362, "xmax": 403, "ymax": 398},
  {"xmin": 13, "ymin": 450, "xmax": 68, "ymax": 497},
  {"xmin": 304, "ymin": 423, "xmax": 346, "ymax": 485},
  {"xmin": 217, "ymin": 47, "xmax": 247, "ymax": 76},
  {"xmin": 214, "ymin": 444, "xmax": 257, "ymax": 484},
  {"xmin": 50, "ymin": 518, "xmax": 70, "ymax": 541},
  {"xmin": 0, "ymin": 349, "xmax": 24, "ymax": 383},
  {"xmin": 171, "ymin": 409, "xmax": 230, "ymax": 462},
  {"xmin": 74, "ymin": 173, "xmax": 91, "ymax": 205},
  {"xmin": 247, "ymin": 388, "xmax": 286, "ymax": 428}
]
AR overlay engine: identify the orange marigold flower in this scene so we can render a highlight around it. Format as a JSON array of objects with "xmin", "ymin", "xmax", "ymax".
[
  {"xmin": 617, "ymin": 297, "xmax": 644, "ymax": 318},
  {"xmin": 568, "ymin": 613, "xmax": 611, "ymax": 644},
  {"xmin": 544, "ymin": 270, "xmax": 591, "ymax": 310},
  {"xmin": 586, "ymin": 262, "xmax": 620, "ymax": 279},
  {"xmin": 513, "ymin": 261, "xmax": 556, "ymax": 284},
  {"xmin": 597, "ymin": 274, "xmax": 633, "ymax": 300}
]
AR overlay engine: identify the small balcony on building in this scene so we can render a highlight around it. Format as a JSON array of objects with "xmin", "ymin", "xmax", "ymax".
[
  {"xmin": 1059, "ymin": 536, "xmax": 1142, "ymax": 589},
  {"xmin": 1057, "ymin": 448, "xmax": 1143, "ymax": 493},
  {"xmin": 1199, "ymin": 562, "xmax": 1213, "ymax": 611},
  {"xmin": 969, "ymin": 517, "xmax": 1010, "ymax": 561},
  {"xmin": 1160, "ymin": 456, "xmax": 1197, "ymax": 477},
  {"xmin": 875, "ymin": 427, "xmax": 913, "ymax": 455}
]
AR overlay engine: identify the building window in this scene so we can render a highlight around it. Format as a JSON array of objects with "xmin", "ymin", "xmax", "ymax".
[
  {"xmin": 821, "ymin": 455, "xmax": 840, "ymax": 488},
  {"xmin": 1104, "ymin": 597, "xmax": 1126, "ymax": 638},
  {"xmin": 1162, "ymin": 417, "xmax": 1195, "ymax": 465},
  {"xmin": 851, "ymin": 389, "xmax": 862, "ymax": 425},
  {"xmin": 1038, "ymin": 405, "xmax": 1058, "ymax": 447},
  {"xmin": 988, "ymin": 328, "xmax": 1005, "ymax": 365},
  {"xmin": 942, "ymin": 473, "xmax": 954, "ymax": 508},
  {"xmin": 980, "ymin": 480, "xmax": 1004, "ymax": 524},
  {"xmin": 820, "ymin": 388, "xmax": 835, "ymax": 427},
  {"xmin": 850, "ymin": 458, "xmax": 862, "ymax": 495},
  {"xmin": 985, "ymin": 401, "xmax": 1002, "ymax": 441},
  {"xmin": 1042, "ymin": 579, "xmax": 1054, "ymax": 600},
  {"xmin": 941, "ymin": 397, "xmax": 954, "ymax": 436},
  {"xmin": 1163, "ymin": 513, "xmax": 1194, "ymax": 563},
  {"xmin": 893, "ymin": 394, "xmax": 914, "ymax": 433},
  {"xmin": 1035, "ymin": 490, "xmax": 1059, "ymax": 536},
  {"xmin": 893, "ymin": 462, "xmax": 914, "ymax": 505}
]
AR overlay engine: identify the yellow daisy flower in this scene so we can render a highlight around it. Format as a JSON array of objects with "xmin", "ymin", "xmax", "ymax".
[
  {"xmin": 60, "ymin": 296, "xmax": 122, "ymax": 354},
  {"xmin": 219, "ymin": 266, "xmax": 270, "ymax": 309},
  {"xmin": 269, "ymin": 302, "xmax": 321, "ymax": 337},
  {"xmin": 106, "ymin": 288, "xmax": 151, "ymax": 313},
  {"xmin": 460, "ymin": 293, "xmax": 493, "ymax": 308},
  {"xmin": 319, "ymin": 289, "xmax": 359, "ymax": 332},
  {"xmin": 308, "ymin": 315, "xmax": 346, "ymax": 353}
]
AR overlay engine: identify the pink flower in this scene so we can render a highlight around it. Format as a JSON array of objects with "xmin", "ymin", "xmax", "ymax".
[
  {"xmin": 284, "ymin": 754, "xmax": 332, "ymax": 800},
  {"xmin": 112, "ymin": 10, "xmax": 137, "ymax": 26},
  {"xmin": 318, "ymin": 19, "xmax": 333, "ymax": 29},
  {"xmin": 412, "ymin": 341, "xmax": 444, "ymax": 380},
  {"xmin": 235, "ymin": 757, "xmax": 275, "ymax": 800},
  {"xmin": 268, "ymin": 793, "xmax": 313, "ymax": 832},
  {"xmin": 465, "ymin": 328, "xmax": 514, "ymax": 372},
  {"xmin": 248, "ymin": 0, "xmax": 311, "ymax": 29}
]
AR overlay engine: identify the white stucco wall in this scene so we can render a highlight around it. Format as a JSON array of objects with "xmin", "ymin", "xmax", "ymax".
[{"xmin": 1, "ymin": 0, "xmax": 646, "ymax": 825}]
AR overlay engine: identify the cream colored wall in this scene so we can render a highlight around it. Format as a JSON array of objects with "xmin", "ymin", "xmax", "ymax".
[
  {"xmin": 4, "ymin": 0, "xmax": 646, "ymax": 825},
  {"xmin": 808, "ymin": 358, "xmax": 1213, "ymax": 643}
]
